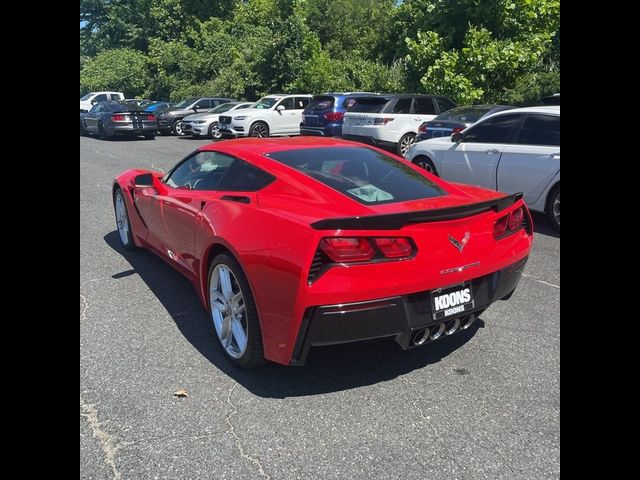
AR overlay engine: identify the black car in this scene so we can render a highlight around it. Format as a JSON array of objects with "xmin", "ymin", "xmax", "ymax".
[
  {"xmin": 156, "ymin": 97, "xmax": 236, "ymax": 135},
  {"xmin": 416, "ymin": 105, "xmax": 514, "ymax": 142},
  {"xmin": 80, "ymin": 101, "xmax": 158, "ymax": 140}
]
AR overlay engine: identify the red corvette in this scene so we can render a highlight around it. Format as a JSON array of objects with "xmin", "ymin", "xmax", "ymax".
[{"xmin": 113, "ymin": 137, "xmax": 532, "ymax": 367}]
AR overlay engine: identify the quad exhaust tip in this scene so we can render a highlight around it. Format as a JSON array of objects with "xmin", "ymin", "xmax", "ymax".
[
  {"xmin": 444, "ymin": 318, "xmax": 461, "ymax": 335},
  {"xmin": 412, "ymin": 327, "xmax": 430, "ymax": 346},
  {"xmin": 429, "ymin": 322, "xmax": 446, "ymax": 340},
  {"xmin": 459, "ymin": 313, "xmax": 476, "ymax": 330}
]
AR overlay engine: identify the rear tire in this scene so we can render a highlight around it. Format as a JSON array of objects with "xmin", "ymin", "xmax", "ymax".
[
  {"xmin": 172, "ymin": 120, "xmax": 183, "ymax": 136},
  {"xmin": 397, "ymin": 133, "xmax": 416, "ymax": 157},
  {"xmin": 80, "ymin": 120, "xmax": 87, "ymax": 136},
  {"xmin": 546, "ymin": 185, "xmax": 560, "ymax": 231},
  {"xmin": 144, "ymin": 132, "xmax": 156, "ymax": 140},
  {"xmin": 413, "ymin": 155, "xmax": 438, "ymax": 176},
  {"xmin": 208, "ymin": 254, "xmax": 265, "ymax": 368},
  {"xmin": 98, "ymin": 121, "xmax": 111, "ymax": 140}
]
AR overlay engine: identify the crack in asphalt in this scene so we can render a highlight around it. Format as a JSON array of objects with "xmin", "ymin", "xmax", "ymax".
[
  {"xmin": 80, "ymin": 398, "xmax": 131, "ymax": 480},
  {"xmin": 522, "ymin": 273, "xmax": 559, "ymax": 289},
  {"xmin": 80, "ymin": 294, "xmax": 89, "ymax": 321},
  {"xmin": 225, "ymin": 382, "xmax": 271, "ymax": 479}
]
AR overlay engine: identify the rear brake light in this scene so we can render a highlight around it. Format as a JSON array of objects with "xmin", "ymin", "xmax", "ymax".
[
  {"xmin": 373, "ymin": 238, "xmax": 413, "ymax": 258},
  {"xmin": 320, "ymin": 238, "xmax": 374, "ymax": 262},
  {"xmin": 374, "ymin": 118, "xmax": 394, "ymax": 125},
  {"xmin": 494, "ymin": 205, "xmax": 528, "ymax": 239},
  {"xmin": 111, "ymin": 114, "xmax": 127, "ymax": 121},
  {"xmin": 451, "ymin": 127, "xmax": 464, "ymax": 134},
  {"xmin": 418, "ymin": 123, "xmax": 428, "ymax": 134},
  {"xmin": 146, "ymin": 114, "xmax": 157, "ymax": 121},
  {"xmin": 323, "ymin": 112, "xmax": 344, "ymax": 122}
]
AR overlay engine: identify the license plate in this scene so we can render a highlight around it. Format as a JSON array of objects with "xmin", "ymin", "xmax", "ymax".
[{"xmin": 430, "ymin": 282, "xmax": 474, "ymax": 320}]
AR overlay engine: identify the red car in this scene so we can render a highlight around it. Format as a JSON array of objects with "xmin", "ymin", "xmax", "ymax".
[{"xmin": 113, "ymin": 137, "xmax": 532, "ymax": 367}]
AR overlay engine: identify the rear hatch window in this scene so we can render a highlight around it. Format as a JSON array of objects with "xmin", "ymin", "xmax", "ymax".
[
  {"xmin": 349, "ymin": 97, "xmax": 390, "ymax": 114},
  {"xmin": 307, "ymin": 96, "xmax": 335, "ymax": 111},
  {"xmin": 266, "ymin": 146, "xmax": 446, "ymax": 205}
]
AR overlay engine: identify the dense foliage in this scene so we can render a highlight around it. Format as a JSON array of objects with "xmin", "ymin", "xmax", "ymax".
[{"xmin": 80, "ymin": 0, "xmax": 559, "ymax": 105}]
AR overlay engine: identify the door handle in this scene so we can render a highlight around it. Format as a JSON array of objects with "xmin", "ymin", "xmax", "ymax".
[
  {"xmin": 551, "ymin": 153, "xmax": 560, "ymax": 159},
  {"xmin": 221, "ymin": 195, "xmax": 250, "ymax": 204},
  {"xmin": 485, "ymin": 149, "xmax": 500, "ymax": 154}
]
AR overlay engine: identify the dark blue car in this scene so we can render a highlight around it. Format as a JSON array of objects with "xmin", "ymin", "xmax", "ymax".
[
  {"xmin": 300, "ymin": 92, "xmax": 379, "ymax": 137},
  {"xmin": 416, "ymin": 105, "xmax": 514, "ymax": 142}
]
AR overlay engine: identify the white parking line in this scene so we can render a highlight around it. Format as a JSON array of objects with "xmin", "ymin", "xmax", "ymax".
[{"xmin": 522, "ymin": 273, "xmax": 559, "ymax": 289}]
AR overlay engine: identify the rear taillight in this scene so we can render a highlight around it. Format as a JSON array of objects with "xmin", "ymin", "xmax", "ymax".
[
  {"xmin": 418, "ymin": 123, "xmax": 428, "ymax": 134},
  {"xmin": 373, "ymin": 238, "xmax": 413, "ymax": 258},
  {"xmin": 310, "ymin": 236, "xmax": 416, "ymax": 283},
  {"xmin": 320, "ymin": 238, "xmax": 374, "ymax": 262},
  {"xmin": 494, "ymin": 205, "xmax": 529, "ymax": 239},
  {"xmin": 146, "ymin": 114, "xmax": 157, "ymax": 121},
  {"xmin": 111, "ymin": 114, "xmax": 127, "ymax": 121},
  {"xmin": 451, "ymin": 127, "xmax": 464, "ymax": 134},
  {"xmin": 374, "ymin": 118, "xmax": 394, "ymax": 125},
  {"xmin": 323, "ymin": 111, "xmax": 344, "ymax": 122}
]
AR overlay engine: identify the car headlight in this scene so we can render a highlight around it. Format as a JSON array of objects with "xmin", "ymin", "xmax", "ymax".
[
  {"xmin": 233, "ymin": 116, "xmax": 247, "ymax": 121},
  {"xmin": 193, "ymin": 120, "xmax": 206, "ymax": 124}
]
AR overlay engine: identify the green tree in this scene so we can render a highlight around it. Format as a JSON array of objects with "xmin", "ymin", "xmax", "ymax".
[{"xmin": 80, "ymin": 48, "xmax": 150, "ymax": 97}]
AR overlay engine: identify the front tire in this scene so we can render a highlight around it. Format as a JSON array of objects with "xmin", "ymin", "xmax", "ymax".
[
  {"xmin": 172, "ymin": 120, "xmax": 183, "ymax": 136},
  {"xmin": 412, "ymin": 155, "xmax": 438, "ymax": 176},
  {"xmin": 208, "ymin": 121, "xmax": 222, "ymax": 139},
  {"xmin": 113, "ymin": 188, "xmax": 137, "ymax": 250},
  {"xmin": 249, "ymin": 121, "xmax": 269, "ymax": 138},
  {"xmin": 397, "ymin": 133, "xmax": 416, "ymax": 157},
  {"xmin": 208, "ymin": 254, "xmax": 265, "ymax": 368},
  {"xmin": 547, "ymin": 185, "xmax": 560, "ymax": 231}
]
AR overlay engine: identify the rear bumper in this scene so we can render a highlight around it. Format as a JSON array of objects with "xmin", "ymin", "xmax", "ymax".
[
  {"xmin": 111, "ymin": 124, "xmax": 157, "ymax": 135},
  {"xmin": 289, "ymin": 256, "xmax": 528, "ymax": 365},
  {"xmin": 342, "ymin": 134, "xmax": 396, "ymax": 149},
  {"xmin": 300, "ymin": 124, "xmax": 341, "ymax": 137}
]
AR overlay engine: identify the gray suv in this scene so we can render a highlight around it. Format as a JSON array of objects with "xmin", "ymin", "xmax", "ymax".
[{"xmin": 157, "ymin": 97, "xmax": 236, "ymax": 135}]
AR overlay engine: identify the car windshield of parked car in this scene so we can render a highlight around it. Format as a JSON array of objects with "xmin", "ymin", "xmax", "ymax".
[
  {"xmin": 435, "ymin": 106, "xmax": 496, "ymax": 123},
  {"xmin": 266, "ymin": 147, "xmax": 446, "ymax": 205},
  {"xmin": 208, "ymin": 103, "xmax": 240, "ymax": 113},
  {"xmin": 308, "ymin": 96, "xmax": 335, "ymax": 110},
  {"xmin": 252, "ymin": 97, "xmax": 279, "ymax": 109},
  {"xmin": 80, "ymin": 93, "xmax": 93, "ymax": 101},
  {"xmin": 349, "ymin": 98, "xmax": 389, "ymax": 113},
  {"xmin": 174, "ymin": 98, "xmax": 199, "ymax": 108}
]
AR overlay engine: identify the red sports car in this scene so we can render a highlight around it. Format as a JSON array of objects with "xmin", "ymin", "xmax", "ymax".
[{"xmin": 113, "ymin": 137, "xmax": 532, "ymax": 367}]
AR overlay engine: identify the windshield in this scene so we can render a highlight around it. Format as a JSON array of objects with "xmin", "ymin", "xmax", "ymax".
[
  {"xmin": 349, "ymin": 97, "xmax": 389, "ymax": 113},
  {"xmin": 435, "ymin": 106, "xmax": 497, "ymax": 123},
  {"xmin": 174, "ymin": 97, "xmax": 199, "ymax": 108},
  {"xmin": 80, "ymin": 93, "xmax": 93, "ymax": 101},
  {"xmin": 252, "ymin": 97, "xmax": 279, "ymax": 109},
  {"xmin": 208, "ymin": 103, "xmax": 239, "ymax": 113},
  {"xmin": 266, "ymin": 147, "xmax": 445, "ymax": 205}
]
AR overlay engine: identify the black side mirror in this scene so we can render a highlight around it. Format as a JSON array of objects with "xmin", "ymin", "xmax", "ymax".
[
  {"xmin": 451, "ymin": 132, "xmax": 463, "ymax": 143},
  {"xmin": 134, "ymin": 173, "xmax": 154, "ymax": 187}
]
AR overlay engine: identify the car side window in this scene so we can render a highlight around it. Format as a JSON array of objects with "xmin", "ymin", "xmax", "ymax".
[
  {"xmin": 218, "ymin": 159, "xmax": 275, "ymax": 191},
  {"xmin": 195, "ymin": 99, "xmax": 211, "ymax": 109},
  {"xmin": 463, "ymin": 114, "xmax": 522, "ymax": 144},
  {"xmin": 165, "ymin": 152, "xmax": 235, "ymax": 191},
  {"xmin": 295, "ymin": 97, "xmax": 310, "ymax": 109},
  {"xmin": 436, "ymin": 98, "xmax": 455, "ymax": 113},
  {"xmin": 109, "ymin": 94, "xmax": 120, "ymax": 101},
  {"xmin": 94, "ymin": 94, "xmax": 107, "ymax": 102},
  {"xmin": 413, "ymin": 97, "xmax": 437, "ymax": 114},
  {"xmin": 90, "ymin": 104, "xmax": 101, "ymax": 113},
  {"xmin": 343, "ymin": 97, "xmax": 358, "ymax": 110},
  {"xmin": 277, "ymin": 97, "xmax": 295, "ymax": 110},
  {"xmin": 392, "ymin": 98, "xmax": 412, "ymax": 114},
  {"xmin": 515, "ymin": 114, "xmax": 560, "ymax": 146}
]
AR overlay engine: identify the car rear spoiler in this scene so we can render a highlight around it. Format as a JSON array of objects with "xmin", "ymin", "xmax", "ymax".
[{"xmin": 311, "ymin": 192, "xmax": 523, "ymax": 230}]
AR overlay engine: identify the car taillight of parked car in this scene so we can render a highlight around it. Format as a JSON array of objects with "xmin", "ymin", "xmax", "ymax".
[
  {"xmin": 323, "ymin": 112, "xmax": 344, "ymax": 122},
  {"xmin": 451, "ymin": 127, "xmax": 464, "ymax": 134},
  {"xmin": 418, "ymin": 123, "xmax": 428, "ymax": 134},
  {"xmin": 111, "ymin": 114, "xmax": 129, "ymax": 121},
  {"xmin": 146, "ymin": 114, "xmax": 157, "ymax": 121},
  {"xmin": 319, "ymin": 237, "xmax": 415, "ymax": 263},
  {"xmin": 373, "ymin": 118, "xmax": 394, "ymax": 125},
  {"xmin": 493, "ymin": 206, "xmax": 529, "ymax": 239}
]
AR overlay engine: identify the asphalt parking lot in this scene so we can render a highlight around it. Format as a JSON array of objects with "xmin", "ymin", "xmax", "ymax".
[{"xmin": 80, "ymin": 135, "xmax": 559, "ymax": 480}]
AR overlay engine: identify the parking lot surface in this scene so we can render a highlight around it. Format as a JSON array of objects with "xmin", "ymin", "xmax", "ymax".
[{"xmin": 81, "ymin": 135, "xmax": 559, "ymax": 480}]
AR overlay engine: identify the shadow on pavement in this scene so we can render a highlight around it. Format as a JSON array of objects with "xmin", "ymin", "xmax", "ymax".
[{"xmin": 105, "ymin": 231, "xmax": 484, "ymax": 398}]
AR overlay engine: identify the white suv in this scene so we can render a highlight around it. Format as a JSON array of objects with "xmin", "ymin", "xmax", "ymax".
[
  {"xmin": 219, "ymin": 94, "xmax": 312, "ymax": 137},
  {"xmin": 80, "ymin": 91, "xmax": 125, "ymax": 112},
  {"xmin": 342, "ymin": 94, "xmax": 456, "ymax": 157}
]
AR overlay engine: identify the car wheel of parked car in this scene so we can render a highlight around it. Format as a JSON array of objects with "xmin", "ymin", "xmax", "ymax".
[
  {"xmin": 144, "ymin": 132, "xmax": 155, "ymax": 140},
  {"xmin": 98, "ymin": 121, "xmax": 111, "ymax": 140},
  {"xmin": 547, "ymin": 185, "xmax": 560, "ymax": 231},
  {"xmin": 249, "ymin": 122, "xmax": 269, "ymax": 138},
  {"xmin": 113, "ymin": 188, "xmax": 137, "ymax": 250},
  {"xmin": 412, "ymin": 155, "xmax": 438, "ymax": 176},
  {"xmin": 398, "ymin": 133, "xmax": 416, "ymax": 157},
  {"xmin": 208, "ymin": 122, "xmax": 222, "ymax": 139},
  {"xmin": 80, "ymin": 120, "xmax": 87, "ymax": 136},
  {"xmin": 172, "ymin": 120, "xmax": 183, "ymax": 136},
  {"xmin": 208, "ymin": 254, "xmax": 265, "ymax": 368}
]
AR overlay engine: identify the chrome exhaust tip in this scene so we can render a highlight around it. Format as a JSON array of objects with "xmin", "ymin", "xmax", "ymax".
[
  {"xmin": 459, "ymin": 314, "xmax": 476, "ymax": 330},
  {"xmin": 444, "ymin": 318, "xmax": 461, "ymax": 335},
  {"xmin": 429, "ymin": 322, "xmax": 445, "ymax": 340},
  {"xmin": 412, "ymin": 328, "xmax": 430, "ymax": 346}
]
